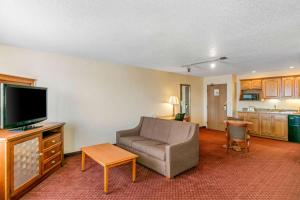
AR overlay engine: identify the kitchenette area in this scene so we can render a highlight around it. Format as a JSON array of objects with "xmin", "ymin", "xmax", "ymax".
[{"xmin": 238, "ymin": 75, "xmax": 300, "ymax": 143}]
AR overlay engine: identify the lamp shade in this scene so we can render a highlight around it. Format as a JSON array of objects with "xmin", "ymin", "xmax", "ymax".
[{"xmin": 168, "ymin": 96, "xmax": 179, "ymax": 105}]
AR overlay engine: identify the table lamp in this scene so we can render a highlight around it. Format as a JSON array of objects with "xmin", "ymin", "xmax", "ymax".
[{"xmin": 168, "ymin": 96, "xmax": 179, "ymax": 116}]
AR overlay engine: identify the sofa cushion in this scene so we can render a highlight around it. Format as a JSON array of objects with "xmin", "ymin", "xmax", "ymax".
[
  {"xmin": 132, "ymin": 140, "xmax": 167, "ymax": 161},
  {"xmin": 119, "ymin": 136, "xmax": 147, "ymax": 147},
  {"xmin": 168, "ymin": 121, "xmax": 192, "ymax": 144},
  {"xmin": 145, "ymin": 144, "xmax": 167, "ymax": 161},
  {"xmin": 140, "ymin": 117, "xmax": 156, "ymax": 139},
  {"xmin": 152, "ymin": 119, "xmax": 171, "ymax": 143},
  {"xmin": 140, "ymin": 117, "xmax": 171, "ymax": 143},
  {"xmin": 132, "ymin": 140, "xmax": 163, "ymax": 152}
]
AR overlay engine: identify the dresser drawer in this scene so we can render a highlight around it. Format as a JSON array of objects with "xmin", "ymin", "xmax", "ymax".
[
  {"xmin": 43, "ymin": 134, "xmax": 61, "ymax": 150},
  {"xmin": 43, "ymin": 153, "xmax": 61, "ymax": 173},
  {"xmin": 43, "ymin": 143, "xmax": 62, "ymax": 160}
]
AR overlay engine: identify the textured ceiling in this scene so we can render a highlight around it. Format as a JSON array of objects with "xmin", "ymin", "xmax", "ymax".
[{"xmin": 0, "ymin": 0, "xmax": 300, "ymax": 76}]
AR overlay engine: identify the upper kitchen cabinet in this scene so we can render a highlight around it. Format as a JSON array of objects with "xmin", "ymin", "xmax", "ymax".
[
  {"xmin": 240, "ymin": 79, "xmax": 262, "ymax": 90},
  {"xmin": 262, "ymin": 78, "xmax": 281, "ymax": 98},
  {"xmin": 294, "ymin": 76, "xmax": 300, "ymax": 97},
  {"xmin": 251, "ymin": 79, "xmax": 262, "ymax": 90},
  {"xmin": 240, "ymin": 80, "xmax": 252, "ymax": 90},
  {"xmin": 282, "ymin": 77, "xmax": 295, "ymax": 97}
]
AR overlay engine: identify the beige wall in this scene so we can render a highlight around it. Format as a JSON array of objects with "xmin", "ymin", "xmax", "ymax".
[
  {"xmin": 0, "ymin": 45, "xmax": 204, "ymax": 153},
  {"xmin": 237, "ymin": 69, "xmax": 300, "ymax": 111}
]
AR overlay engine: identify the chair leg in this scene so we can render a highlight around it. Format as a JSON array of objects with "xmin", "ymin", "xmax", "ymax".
[
  {"xmin": 247, "ymin": 140, "xmax": 250, "ymax": 152},
  {"xmin": 226, "ymin": 138, "xmax": 230, "ymax": 153}
]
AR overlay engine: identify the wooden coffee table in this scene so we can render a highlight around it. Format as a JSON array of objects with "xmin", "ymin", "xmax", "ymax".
[{"xmin": 81, "ymin": 143, "xmax": 138, "ymax": 193}]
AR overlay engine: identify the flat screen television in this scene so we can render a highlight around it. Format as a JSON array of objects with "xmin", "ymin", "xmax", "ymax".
[{"xmin": 0, "ymin": 84, "xmax": 47, "ymax": 129}]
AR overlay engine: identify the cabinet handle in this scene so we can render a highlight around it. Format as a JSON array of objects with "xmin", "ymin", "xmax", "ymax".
[
  {"xmin": 51, "ymin": 150, "xmax": 55, "ymax": 154},
  {"xmin": 52, "ymin": 140, "xmax": 56, "ymax": 143},
  {"xmin": 51, "ymin": 160, "xmax": 56, "ymax": 164}
]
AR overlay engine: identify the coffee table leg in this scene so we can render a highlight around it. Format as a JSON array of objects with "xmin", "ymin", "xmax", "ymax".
[
  {"xmin": 81, "ymin": 151, "xmax": 85, "ymax": 171},
  {"xmin": 104, "ymin": 166, "xmax": 109, "ymax": 193},
  {"xmin": 132, "ymin": 158, "xmax": 136, "ymax": 182}
]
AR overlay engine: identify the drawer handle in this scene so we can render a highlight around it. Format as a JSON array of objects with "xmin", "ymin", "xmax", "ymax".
[
  {"xmin": 52, "ymin": 140, "xmax": 56, "ymax": 143},
  {"xmin": 51, "ymin": 150, "xmax": 56, "ymax": 154},
  {"xmin": 51, "ymin": 160, "xmax": 56, "ymax": 164}
]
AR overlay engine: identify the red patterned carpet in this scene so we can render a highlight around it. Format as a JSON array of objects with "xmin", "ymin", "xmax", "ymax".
[{"xmin": 22, "ymin": 129, "xmax": 300, "ymax": 200}]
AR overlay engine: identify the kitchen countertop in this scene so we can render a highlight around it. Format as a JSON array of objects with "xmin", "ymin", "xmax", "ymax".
[{"xmin": 238, "ymin": 109, "xmax": 300, "ymax": 115}]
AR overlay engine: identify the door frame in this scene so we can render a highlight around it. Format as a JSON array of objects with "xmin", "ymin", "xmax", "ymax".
[{"xmin": 207, "ymin": 84, "xmax": 227, "ymax": 131}]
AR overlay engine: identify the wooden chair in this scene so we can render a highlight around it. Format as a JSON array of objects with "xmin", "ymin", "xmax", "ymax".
[{"xmin": 225, "ymin": 120, "xmax": 250, "ymax": 152}]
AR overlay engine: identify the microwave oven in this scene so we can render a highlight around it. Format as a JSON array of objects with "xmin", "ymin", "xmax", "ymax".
[{"xmin": 240, "ymin": 93, "xmax": 260, "ymax": 101}]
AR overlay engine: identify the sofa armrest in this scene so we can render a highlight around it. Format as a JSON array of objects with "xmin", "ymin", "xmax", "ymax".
[
  {"xmin": 166, "ymin": 125, "xmax": 199, "ymax": 177},
  {"xmin": 116, "ymin": 117, "xmax": 143, "ymax": 144}
]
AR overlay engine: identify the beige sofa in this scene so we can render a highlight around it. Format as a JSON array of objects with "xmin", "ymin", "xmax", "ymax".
[{"xmin": 116, "ymin": 117, "xmax": 199, "ymax": 178}]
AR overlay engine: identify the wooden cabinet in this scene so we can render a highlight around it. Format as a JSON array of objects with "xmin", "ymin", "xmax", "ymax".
[
  {"xmin": 11, "ymin": 135, "xmax": 42, "ymax": 196},
  {"xmin": 237, "ymin": 112, "xmax": 247, "ymax": 120},
  {"xmin": 262, "ymin": 78, "xmax": 281, "ymax": 98},
  {"xmin": 0, "ymin": 123, "xmax": 65, "ymax": 200},
  {"xmin": 294, "ymin": 77, "xmax": 300, "ymax": 97},
  {"xmin": 241, "ymin": 80, "xmax": 262, "ymax": 90},
  {"xmin": 238, "ymin": 112, "xmax": 288, "ymax": 140},
  {"xmin": 42, "ymin": 133, "xmax": 63, "ymax": 175},
  {"xmin": 272, "ymin": 114, "xmax": 288, "ymax": 139},
  {"xmin": 282, "ymin": 77, "xmax": 294, "ymax": 97},
  {"xmin": 260, "ymin": 113, "xmax": 273, "ymax": 136},
  {"xmin": 240, "ymin": 75, "xmax": 300, "ymax": 100},
  {"xmin": 245, "ymin": 113, "xmax": 260, "ymax": 135},
  {"xmin": 251, "ymin": 80, "xmax": 262, "ymax": 90},
  {"xmin": 241, "ymin": 80, "xmax": 252, "ymax": 90}
]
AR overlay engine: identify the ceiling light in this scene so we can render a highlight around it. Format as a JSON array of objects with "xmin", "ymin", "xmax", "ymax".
[
  {"xmin": 252, "ymin": 70, "xmax": 256, "ymax": 73},
  {"xmin": 209, "ymin": 49, "xmax": 217, "ymax": 57},
  {"xmin": 210, "ymin": 63, "xmax": 216, "ymax": 69},
  {"xmin": 289, "ymin": 66, "xmax": 295, "ymax": 69}
]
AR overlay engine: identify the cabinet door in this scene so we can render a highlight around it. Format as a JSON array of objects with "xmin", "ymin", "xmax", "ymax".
[
  {"xmin": 282, "ymin": 77, "xmax": 294, "ymax": 97},
  {"xmin": 263, "ymin": 78, "xmax": 281, "ymax": 98},
  {"xmin": 294, "ymin": 77, "xmax": 300, "ymax": 97},
  {"xmin": 271, "ymin": 114, "xmax": 288, "ymax": 139},
  {"xmin": 237, "ymin": 112, "xmax": 246, "ymax": 120},
  {"xmin": 241, "ymin": 80, "xmax": 252, "ymax": 90},
  {"xmin": 260, "ymin": 114, "xmax": 272, "ymax": 136},
  {"xmin": 251, "ymin": 80, "xmax": 262, "ymax": 90},
  {"xmin": 11, "ymin": 135, "xmax": 42, "ymax": 195},
  {"xmin": 245, "ymin": 113, "xmax": 260, "ymax": 135}
]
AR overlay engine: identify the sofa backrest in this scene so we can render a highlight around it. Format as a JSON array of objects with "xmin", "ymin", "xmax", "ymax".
[{"xmin": 140, "ymin": 117, "xmax": 195, "ymax": 144}]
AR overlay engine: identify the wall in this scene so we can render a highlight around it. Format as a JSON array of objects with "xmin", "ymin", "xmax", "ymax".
[
  {"xmin": 237, "ymin": 69, "xmax": 300, "ymax": 111},
  {"xmin": 0, "ymin": 45, "xmax": 204, "ymax": 153},
  {"xmin": 202, "ymin": 74, "xmax": 237, "ymax": 126}
]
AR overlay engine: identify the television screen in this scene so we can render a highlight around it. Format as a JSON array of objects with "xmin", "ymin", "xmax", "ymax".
[{"xmin": 3, "ymin": 84, "xmax": 47, "ymax": 129}]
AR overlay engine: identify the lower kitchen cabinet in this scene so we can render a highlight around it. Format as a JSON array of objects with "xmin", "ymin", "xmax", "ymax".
[
  {"xmin": 260, "ymin": 113, "xmax": 273, "ymax": 137},
  {"xmin": 245, "ymin": 113, "xmax": 260, "ymax": 135},
  {"xmin": 237, "ymin": 112, "xmax": 288, "ymax": 141},
  {"xmin": 272, "ymin": 114, "xmax": 288, "ymax": 139}
]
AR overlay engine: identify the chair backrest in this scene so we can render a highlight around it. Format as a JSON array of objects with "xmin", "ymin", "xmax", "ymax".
[
  {"xmin": 226, "ymin": 121, "xmax": 248, "ymax": 140},
  {"xmin": 175, "ymin": 113, "xmax": 185, "ymax": 121}
]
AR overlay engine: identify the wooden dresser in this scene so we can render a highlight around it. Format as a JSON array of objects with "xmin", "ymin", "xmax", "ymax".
[{"xmin": 0, "ymin": 122, "xmax": 65, "ymax": 200}]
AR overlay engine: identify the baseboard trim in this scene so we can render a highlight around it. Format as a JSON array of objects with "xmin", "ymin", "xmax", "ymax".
[{"xmin": 64, "ymin": 151, "xmax": 81, "ymax": 157}]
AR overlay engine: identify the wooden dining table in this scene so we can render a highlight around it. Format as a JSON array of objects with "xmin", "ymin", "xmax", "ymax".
[{"xmin": 224, "ymin": 119, "xmax": 253, "ymax": 126}]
